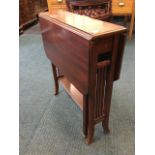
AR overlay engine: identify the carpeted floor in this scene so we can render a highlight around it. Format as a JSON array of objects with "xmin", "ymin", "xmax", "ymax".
[{"xmin": 19, "ymin": 24, "xmax": 135, "ymax": 155}]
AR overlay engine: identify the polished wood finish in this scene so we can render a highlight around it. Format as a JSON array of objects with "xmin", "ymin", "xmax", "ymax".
[
  {"xmin": 128, "ymin": 2, "xmax": 135, "ymax": 39},
  {"xmin": 47, "ymin": 0, "xmax": 67, "ymax": 12},
  {"xmin": 39, "ymin": 10, "xmax": 127, "ymax": 144},
  {"xmin": 59, "ymin": 76, "xmax": 84, "ymax": 110},
  {"xmin": 40, "ymin": 11, "xmax": 126, "ymax": 37},
  {"xmin": 112, "ymin": 0, "xmax": 134, "ymax": 15},
  {"xmin": 112, "ymin": 0, "xmax": 135, "ymax": 39}
]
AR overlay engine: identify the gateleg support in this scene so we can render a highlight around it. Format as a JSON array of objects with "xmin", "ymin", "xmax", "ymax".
[{"xmin": 51, "ymin": 63, "xmax": 59, "ymax": 95}]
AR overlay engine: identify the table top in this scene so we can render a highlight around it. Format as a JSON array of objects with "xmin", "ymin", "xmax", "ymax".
[{"xmin": 39, "ymin": 10, "xmax": 127, "ymax": 39}]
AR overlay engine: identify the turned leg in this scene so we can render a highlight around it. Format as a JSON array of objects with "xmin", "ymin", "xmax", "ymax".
[{"xmin": 51, "ymin": 63, "xmax": 59, "ymax": 95}]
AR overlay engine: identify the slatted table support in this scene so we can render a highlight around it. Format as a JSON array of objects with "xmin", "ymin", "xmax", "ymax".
[{"xmin": 39, "ymin": 11, "xmax": 127, "ymax": 144}]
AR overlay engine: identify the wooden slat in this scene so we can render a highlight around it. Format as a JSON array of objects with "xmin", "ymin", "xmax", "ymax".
[
  {"xmin": 59, "ymin": 76, "xmax": 84, "ymax": 110},
  {"xmin": 101, "ymin": 67, "xmax": 107, "ymax": 115},
  {"xmin": 99, "ymin": 68, "xmax": 104, "ymax": 116},
  {"xmin": 96, "ymin": 60, "xmax": 111, "ymax": 68},
  {"xmin": 94, "ymin": 115, "xmax": 105, "ymax": 124},
  {"xmin": 94, "ymin": 61, "xmax": 110, "ymax": 119},
  {"xmin": 98, "ymin": 69, "xmax": 102, "ymax": 117}
]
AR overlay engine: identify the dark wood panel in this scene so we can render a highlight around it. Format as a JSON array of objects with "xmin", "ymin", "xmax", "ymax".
[
  {"xmin": 19, "ymin": 0, "xmax": 48, "ymax": 32},
  {"xmin": 94, "ymin": 36, "xmax": 113, "ymax": 54},
  {"xmin": 114, "ymin": 33, "xmax": 126, "ymax": 80},
  {"xmin": 39, "ymin": 17, "xmax": 89, "ymax": 94}
]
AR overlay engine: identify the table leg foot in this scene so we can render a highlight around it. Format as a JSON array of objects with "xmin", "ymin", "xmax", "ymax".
[
  {"xmin": 85, "ymin": 137, "xmax": 93, "ymax": 145},
  {"xmin": 102, "ymin": 121, "xmax": 110, "ymax": 134},
  {"xmin": 85, "ymin": 125, "xmax": 94, "ymax": 144}
]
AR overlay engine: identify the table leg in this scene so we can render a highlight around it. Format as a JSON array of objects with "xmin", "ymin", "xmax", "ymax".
[
  {"xmin": 83, "ymin": 95, "xmax": 88, "ymax": 138},
  {"xmin": 128, "ymin": 2, "xmax": 135, "ymax": 39},
  {"xmin": 85, "ymin": 96, "xmax": 95, "ymax": 144},
  {"xmin": 51, "ymin": 63, "xmax": 59, "ymax": 95}
]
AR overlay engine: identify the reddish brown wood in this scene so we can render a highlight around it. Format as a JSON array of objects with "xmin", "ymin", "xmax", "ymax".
[
  {"xmin": 102, "ymin": 34, "xmax": 119, "ymax": 133},
  {"xmin": 94, "ymin": 60, "xmax": 110, "ymax": 120},
  {"xmin": 39, "ymin": 16, "xmax": 90, "ymax": 94},
  {"xmin": 59, "ymin": 77, "xmax": 84, "ymax": 110},
  {"xmin": 85, "ymin": 41, "xmax": 96, "ymax": 144},
  {"xmin": 83, "ymin": 95, "xmax": 88, "ymax": 137},
  {"xmin": 39, "ymin": 11, "xmax": 127, "ymax": 144},
  {"xmin": 113, "ymin": 33, "xmax": 127, "ymax": 81}
]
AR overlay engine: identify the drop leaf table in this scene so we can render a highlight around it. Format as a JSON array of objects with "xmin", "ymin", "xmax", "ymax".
[{"xmin": 39, "ymin": 10, "xmax": 127, "ymax": 144}]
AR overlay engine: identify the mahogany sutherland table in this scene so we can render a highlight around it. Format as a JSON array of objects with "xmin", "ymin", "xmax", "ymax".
[{"xmin": 39, "ymin": 10, "xmax": 127, "ymax": 144}]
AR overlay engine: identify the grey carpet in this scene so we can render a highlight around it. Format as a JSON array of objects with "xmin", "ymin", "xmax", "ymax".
[{"xmin": 19, "ymin": 24, "xmax": 135, "ymax": 155}]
